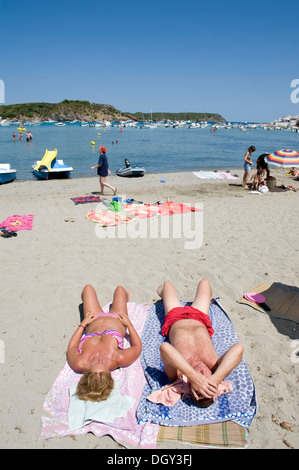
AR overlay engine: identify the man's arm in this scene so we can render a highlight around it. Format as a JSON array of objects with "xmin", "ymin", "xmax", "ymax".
[{"xmin": 160, "ymin": 342, "xmax": 218, "ymax": 398}]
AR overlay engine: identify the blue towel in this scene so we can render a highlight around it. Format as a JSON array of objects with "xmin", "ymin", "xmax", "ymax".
[{"xmin": 137, "ymin": 300, "xmax": 257, "ymax": 428}]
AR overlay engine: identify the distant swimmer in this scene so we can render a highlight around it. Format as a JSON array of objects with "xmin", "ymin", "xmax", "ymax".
[
  {"xmin": 19, "ymin": 132, "xmax": 23, "ymax": 141},
  {"xmin": 12, "ymin": 132, "xmax": 16, "ymax": 141}
]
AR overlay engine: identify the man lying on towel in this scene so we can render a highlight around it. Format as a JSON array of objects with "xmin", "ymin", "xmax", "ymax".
[{"xmin": 157, "ymin": 280, "xmax": 244, "ymax": 408}]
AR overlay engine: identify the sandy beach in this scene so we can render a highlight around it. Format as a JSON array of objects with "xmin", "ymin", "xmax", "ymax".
[{"xmin": 0, "ymin": 168, "xmax": 298, "ymax": 449}]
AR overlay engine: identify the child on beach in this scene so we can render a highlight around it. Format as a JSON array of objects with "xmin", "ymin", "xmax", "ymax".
[
  {"xmin": 67, "ymin": 284, "xmax": 142, "ymax": 402},
  {"xmin": 242, "ymin": 145, "xmax": 256, "ymax": 189},
  {"xmin": 251, "ymin": 167, "xmax": 265, "ymax": 190}
]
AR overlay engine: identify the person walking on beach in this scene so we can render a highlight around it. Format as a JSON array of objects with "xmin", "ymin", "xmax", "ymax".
[
  {"xmin": 90, "ymin": 146, "xmax": 117, "ymax": 195},
  {"xmin": 157, "ymin": 279, "xmax": 244, "ymax": 407},
  {"xmin": 67, "ymin": 284, "xmax": 142, "ymax": 402},
  {"xmin": 242, "ymin": 145, "xmax": 256, "ymax": 189}
]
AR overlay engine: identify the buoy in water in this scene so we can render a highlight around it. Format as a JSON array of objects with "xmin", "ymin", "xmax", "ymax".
[
  {"xmin": 91, "ymin": 141, "xmax": 95, "ymax": 145},
  {"xmin": 98, "ymin": 133, "xmax": 101, "ymax": 136}
]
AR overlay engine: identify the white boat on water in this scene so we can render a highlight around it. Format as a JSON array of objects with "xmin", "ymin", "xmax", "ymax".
[
  {"xmin": 0, "ymin": 119, "xmax": 12, "ymax": 126},
  {"xmin": 0, "ymin": 163, "xmax": 17, "ymax": 184},
  {"xmin": 54, "ymin": 122, "xmax": 66, "ymax": 127}
]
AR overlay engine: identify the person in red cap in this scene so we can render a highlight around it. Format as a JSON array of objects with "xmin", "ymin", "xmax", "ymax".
[{"xmin": 91, "ymin": 146, "xmax": 117, "ymax": 195}]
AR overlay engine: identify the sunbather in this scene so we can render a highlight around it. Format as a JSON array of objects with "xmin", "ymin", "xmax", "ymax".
[
  {"xmin": 290, "ymin": 167, "xmax": 299, "ymax": 178},
  {"xmin": 157, "ymin": 279, "xmax": 244, "ymax": 407},
  {"xmin": 67, "ymin": 285, "xmax": 142, "ymax": 402}
]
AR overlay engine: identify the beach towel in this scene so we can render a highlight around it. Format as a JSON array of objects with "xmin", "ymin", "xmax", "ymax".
[
  {"xmin": 71, "ymin": 196, "xmax": 102, "ymax": 205},
  {"xmin": 123, "ymin": 201, "xmax": 201, "ymax": 219},
  {"xmin": 86, "ymin": 209, "xmax": 135, "ymax": 227},
  {"xmin": 68, "ymin": 381, "xmax": 135, "ymax": 431},
  {"xmin": 0, "ymin": 214, "xmax": 34, "ymax": 232},
  {"xmin": 193, "ymin": 171, "xmax": 239, "ymax": 180},
  {"xmin": 41, "ymin": 302, "xmax": 159, "ymax": 448},
  {"xmin": 237, "ymin": 281, "xmax": 299, "ymax": 324},
  {"xmin": 137, "ymin": 300, "xmax": 257, "ymax": 428}
]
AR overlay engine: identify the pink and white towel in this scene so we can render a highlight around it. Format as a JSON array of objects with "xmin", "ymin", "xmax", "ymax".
[{"xmin": 41, "ymin": 302, "xmax": 159, "ymax": 448}]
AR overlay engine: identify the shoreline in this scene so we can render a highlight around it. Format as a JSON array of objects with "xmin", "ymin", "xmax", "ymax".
[
  {"xmin": 9, "ymin": 168, "xmax": 243, "ymax": 183},
  {"xmin": 0, "ymin": 169, "xmax": 298, "ymax": 449}
]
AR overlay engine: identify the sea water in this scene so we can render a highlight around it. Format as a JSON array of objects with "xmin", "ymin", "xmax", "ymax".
[{"xmin": 0, "ymin": 124, "xmax": 298, "ymax": 181}]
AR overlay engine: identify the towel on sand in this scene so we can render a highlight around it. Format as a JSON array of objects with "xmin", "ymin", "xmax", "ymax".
[
  {"xmin": 68, "ymin": 381, "xmax": 135, "ymax": 431},
  {"xmin": 237, "ymin": 281, "xmax": 299, "ymax": 324},
  {"xmin": 86, "ymin": 210, "xmax": 134, "ymax": 226},
  {"xmin": 137, "ymin": 300, "xmax": 257, "ymax": 428},
  {"xmin": 193, "ymin": 171, "xmax": 239, "ymax": 180},
  {"xmin": 0, "ymin": 214, "xmax": 34, "ymax": 231},
  {"xmin": 41, "ymin": 302, "xmax": 159, "ymax": 448},
  {"xmin": 124, "ymin": 201, "xmax": 201, "ymax": 219},
  {"xmin": 71, "ymin": 196, "xmax": 102, "ymax": 205}
]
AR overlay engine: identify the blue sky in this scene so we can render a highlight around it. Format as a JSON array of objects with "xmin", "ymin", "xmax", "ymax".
[{"xmin": 1, "ymin": 0, "xmax": 299, "ymax": 122}]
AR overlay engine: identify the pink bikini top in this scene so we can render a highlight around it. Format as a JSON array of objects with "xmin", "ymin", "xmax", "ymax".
[{"xmin": 77, "ymin": 312, "xmax": 125, "ymax": 352}]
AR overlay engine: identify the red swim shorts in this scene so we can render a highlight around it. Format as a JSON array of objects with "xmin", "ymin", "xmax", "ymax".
[{"xmin": 161, "ymin": 305, "xmax": 215, "ymax": 338}]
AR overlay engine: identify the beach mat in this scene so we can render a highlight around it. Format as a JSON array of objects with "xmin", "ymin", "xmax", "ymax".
[
  {"xmin": 71, "ymin": 196, "xmax": 102, "ymax": 205},
  {"xmin": 137, "ymin": 300, "xmax": 257, "ymax": 430},
  {"xmin": 41, "ymin": 302, "xmax": 159, "ymax": 449},
  {"xmin": 157, "ymin": 420, "xmax": 249, "ymax": 449},
  {"xmin": 237, "ymin": 281, "xmax": 299, "ymax": 324}
]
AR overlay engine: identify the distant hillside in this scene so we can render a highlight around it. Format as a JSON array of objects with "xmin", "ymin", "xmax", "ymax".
[
  {"xmin": 0, "ymin": 100, "xmax": 135, "ymax": 122},
  {"xmin": 0, "ymin": 100, "xmax": 226, "ymax": 123},
  {"xmin": 132, "ymin": 112, "xmax": 226, "ymax": 122}
]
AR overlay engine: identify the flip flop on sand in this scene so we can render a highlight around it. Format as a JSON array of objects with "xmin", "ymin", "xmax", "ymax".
[
  {"xmin": 0, "ymin": 227, "xmax": 17, "ymax": 238},
  {"xmin": 70, "ymin": 218, "xmax": 75, "ymax": 222},
  {"xmin": 65, "ymin": 217, "xmax": 69, "ymax": 222}
]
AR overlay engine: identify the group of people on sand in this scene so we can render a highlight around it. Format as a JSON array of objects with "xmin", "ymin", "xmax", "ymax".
[
  {"xmin": 242, "ymin": 145, "xmax": 270, "ymax": 190},
  {"xmin": 67, "ymin": 280, "xmax": 243, "ymax": 408}
]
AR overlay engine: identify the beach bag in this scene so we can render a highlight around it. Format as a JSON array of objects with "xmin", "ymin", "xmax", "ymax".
[{"xmin": 258, "ymin": 185, "xmax": 269, "ymax": 193}]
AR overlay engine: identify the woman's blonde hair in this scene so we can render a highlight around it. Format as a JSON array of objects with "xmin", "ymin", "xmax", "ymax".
[{"xmin": 75, "ymin": 370, "xmax": 114, "ymax": 402}]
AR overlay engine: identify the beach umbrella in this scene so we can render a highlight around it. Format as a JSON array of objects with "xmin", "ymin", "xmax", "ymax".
[
  {"xmin": 265, "ymin": 149, "xmax": 299, "ymax": 167},
  {"xmin": 265, "ymin": 149, "xmax": 299, "ymax": 186}
]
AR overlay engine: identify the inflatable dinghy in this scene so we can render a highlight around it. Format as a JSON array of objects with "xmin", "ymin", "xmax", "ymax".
[{"xmin": 116, "ymin": 158, "xmax": 146, "ymax": 177}]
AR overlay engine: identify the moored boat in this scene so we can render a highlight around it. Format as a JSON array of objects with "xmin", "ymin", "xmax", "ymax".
[
  {"xmin": 0, "ymin": 163, "xmax": 17, "ymax": 184},
  {"xmin": 32, "ymin": 149, "xmax": 73, "ymax": 180},
  {"xmin": 116, "ymin": 158, "xmax": 146, "ymax": 177}
]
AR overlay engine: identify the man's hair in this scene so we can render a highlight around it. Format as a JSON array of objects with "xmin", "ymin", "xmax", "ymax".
[{"xmin": 190, "ymin": 390, "xmax": 213, "ymax": 408}]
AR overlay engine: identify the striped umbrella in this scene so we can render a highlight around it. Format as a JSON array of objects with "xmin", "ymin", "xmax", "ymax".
[{"xmin": 265, "ymin": 149, "xmax": 299, "ymax": 168}]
